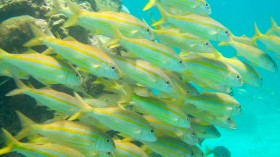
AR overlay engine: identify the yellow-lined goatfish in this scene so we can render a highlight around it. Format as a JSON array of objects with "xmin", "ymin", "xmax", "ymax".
[
  {"xmin": 131, "ymin": 94, "xmax": 190, "ymax": 128},
  {"xmin": 0, "ymin": 128, "xmax": 86, "ymax": 157},
  {"xmin": 6, "ymin": 78, "xmax": 81, "ymax": 115},
  {"xmin": 181, "ymin": 53, "xmax": 243, "ymax": 87},
  {"xmin": 71, "ymin": 93, "xmax": 157, "ymax": 142},
  {"xmin": 153, "ymin": 5, "xmax": 231, "ymax": 42},
  {"xmin": 190, "ymin": 122, "xmax": 221, "ymax": 139},
  {"xmin": 186, "ymin": 106, "xmax": 237, "ymax": 129},
  {"xmin": 145, "ymin": 115, "xmax": 198, "ymax": 145},
  {"xmin": 219, "ymin": 39, "xmax": 278, "ymax": 72},
  {"xmin": 24, "ymin": 25, "xmax": 120, "ymax": 80},
  {"xmin": 113, "ymin": 139, "xmax": 149, "ymax": 157},
  {"xmin": 15, "ymin": 111, "xmax": 115, "ymax": 154},
  {"xmin": 201, "ymin": 52, "xmax": 262, "ymax": 87},
  {"xmin": 0, "ymin": 62, "xmax": 29, "ymax": 79},
  {"xmin": 252, "ymin": 23, "xmax": 280, "ymax": 57},
  {"xmin": 0, "ymin": 49, "xmax": 82, "ymax": 87},
  {"xmin": 142, "ymin": 135, "xmax": 194, "ymax": 157},
  {"xmin": 107, "ymin": 28, "xmax": 186, "ymax": 72},
  {"xmin": 108, "ymin": 55, "xmax": 175, "ymax": 93},
  {"xmin": 151, "ymin": 27, "xmax": 215, "ymax": 53},
  {"xmin": 48, "ymin": 0, "xmax": 153, "ymax": 39},
  {"xmin": 184, "ymin": 92, "xmax": 242, "ymax": 116},
  {"xmin": 144, "ymin": 0, "xmax": 211, "ymax": 16}
]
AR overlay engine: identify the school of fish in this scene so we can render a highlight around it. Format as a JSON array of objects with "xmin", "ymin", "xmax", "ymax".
[{"xmin": 0, "ymin": 0, "xmax": 279, "ymax": 156}]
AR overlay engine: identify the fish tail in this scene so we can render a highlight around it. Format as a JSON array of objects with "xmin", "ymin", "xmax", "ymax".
[
  {"xmin": 105, "ymin": 26, "xmax": 123, "ymax": 49},
  {"xmin": 24, "ymin": 24, "xmax": 46, "ymax": 47},
  {"xmin": 63, "ymin": 0, "xmax": 81, "ymax": 28},
  {"xmin": 5, "ymin": 78, "xmax": 29, "ymax": 96},
  {"xmin": 152, "ymin": 4, "xmax": 168, "ymax": 26},
  {"xmin": 143, "ymin": 0, "xmax": 157, "ymax": 11},
  {"xmin": 0, "ymin": 128, "xmax": 18, "ymax": 155},
  {"xmin": 270, "ymin": 17, "xmax": 279, "ymax": 30},
  {"xmin": 14, "ymin": 111, "xmax": 35, "ymax": 140},
  {"xmin": 45, "ymin": 0, "xmax": 62, "ymax": 16},
  {"xmin": 205, "ymin": 146, "xmax": 212, "ymax": 156},
  {"xmin": 68, "ymin": 92, "xmax": 92, "ymax": 121},
  {"xmin": 0, "ymin": 49, "xmax": 10, "ymax": 61},
  {"xmin": 251, "ymin": 23, "xmax": 263, "ymax": 43}
]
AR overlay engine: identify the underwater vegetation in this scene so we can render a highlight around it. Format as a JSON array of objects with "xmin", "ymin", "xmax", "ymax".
[{"xmin": 0, "ymin": 0, "xmax": 279, "ymax": 156}]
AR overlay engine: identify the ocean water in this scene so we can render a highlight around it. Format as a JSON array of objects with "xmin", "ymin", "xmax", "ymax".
[
  {"xmin": 123, "ymin": 0, "xmax": 280, "ymax": 156},
  {"xmin": 0, "ymin": 0, "xmax": 279, "ymax": 156}
]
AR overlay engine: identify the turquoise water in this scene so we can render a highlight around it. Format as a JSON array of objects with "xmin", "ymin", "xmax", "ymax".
[{"xmin": 123, "ymin": 0, "xmax": 280, "ymax": 156}]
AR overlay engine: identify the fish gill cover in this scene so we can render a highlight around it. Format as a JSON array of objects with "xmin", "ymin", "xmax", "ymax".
[{"xmin": 0, "ymin": 0, "xmax": 279, "ymax": 157}]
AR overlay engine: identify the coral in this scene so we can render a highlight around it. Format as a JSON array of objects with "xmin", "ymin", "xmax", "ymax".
[
  {"xmin": 92, "ymin": 0, "xmax": 122, "ymax": 12},
  {"xmin": 0, "ymin": 0, "xmax": 49, "ymax": 22},
  {"xmin": 0, "ymin": 15, "xmax": 48, "ymax": 52}
]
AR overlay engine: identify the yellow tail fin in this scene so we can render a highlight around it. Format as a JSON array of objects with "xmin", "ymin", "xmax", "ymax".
[
  {"xmin": 15, "ymin": 111, "xmax": 35, "ymax": 140},
  {"xmin": 152, "ymin": 4, "xmax": 169, "ymax": 26},
  {"xmin": 63, "ymin": 0, "xmax": 81, "ymax": 28},
  {"xmin": 24, "ymin": 24, "xmax": 46, "ymax": 47},
  {"xmin": 0, "ymin": 128, "xmax": 18, "ymax": 155},
  {"xmin": 143, "ymin": 0, "xmax": 157, "ymax": 11},
  {"xmin": 5, "ymin": 78, "xmax": 29, "ymax": 96}
]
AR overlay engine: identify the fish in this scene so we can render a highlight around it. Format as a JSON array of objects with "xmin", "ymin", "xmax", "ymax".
[
  {"xmin": 15, "ymin": 111, "xmax": 115, "ymax": 153},
  {"xmin": 0, "ymin": 49, "xmax": 82, "ymax": 87},
  {"xmin": 71, "ymin": 93, "xmax": 157, "ymax": 142},
  {"xmin": 0, "ymin": 62, "xmax": 30, "ymax": 79},
  {"xmin": 144, "ymin": 0, "xmax": 211, "ymax": 16},
  {"xmin": 24, "ymin": 25, "xmax": 120, "ymax": 80},
  {"xmin": 219, "ymin": 39, "xmax": 278, "ymax": 72},
  {"xmin": 201, "ymin": 52, "xmax": 263, "ymax": 87},
  {"xmin": 190, "ymin": 122, "xmax": 221, "ymax": 139},
  {"xmin": 252, "ymin": 23, "xmax": 280, "ymax": 57},
  {"xmin": 113, "ymin": 139, "xmax": 149, "ymax": 157},
  {"xmin": 145, "ymin": 115, "xmax": 198, "ymax": 145},
  {"xmin": 142, "ymin": 135, "xmax": 194, "ymax": 157},
  {"xmin": 151, "ymin": 27, "xmax": 215, "ymax": 53},
  {"xmin": 206, "ymin": 146, "xmax": 231, "ymax": 157},
  {"xmin": 187, "ymin": 106, "xmax": 237, "ymax": 129},
  {"xmin": 153, "ymin": 5, "xmax": 231, "ymax": 41},
  {"xmin": 6, "ymin": 78, "xmax": 81, "ymax": 116},
  {"xmin": 107, "ymin": 27, "xmax": 186, "ymax": 72},
  {"xmin": 181, "ymin": 53, "xmax": 243, "ymax": 87},
  {"xmin": 48, "ymin": 0, "xmax": 153, "ymax": 40},
  {"xmin": 184, "ymin": 92, "xmax": 242, "ymax": 116},
  {"xmin": 131, "ymin": 94, "xmax": 190, "ymax": 128},
  {"xmin": 107, "ymin": 55, "xmax": 175, "ymax": 93},
  {"xmin": 0, "ymin": 128, "xmax": 86, "ymax": 157}
]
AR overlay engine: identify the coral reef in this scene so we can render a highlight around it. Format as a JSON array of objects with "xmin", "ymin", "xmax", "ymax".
[
  {"xmin": 0, "ymin": 15, "xmax": 47, "ymax": 52},
  {"xmin": 93, "ymin": 0, "xmax": 122, "ymax": 11}
]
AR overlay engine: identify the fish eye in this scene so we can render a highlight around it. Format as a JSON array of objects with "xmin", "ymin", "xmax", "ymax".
[
  {"xmin": 227, "ymin": 117, "xmax": 231, "ymax": 122},
  {"xmin": 225, "ymin": 30, "xmax": 229, "ymax": 34},
  {"xmin": 205, "ymin": 42, "xmax": 209, "ymax": 46},
  {"xmin": 186, "ymin": 90, "xmax": 190, "ymax": 94},
  {"xmin": 150, "ymin": 129, "xmax": 154, "ymax": 133},
  {"xmin": 111, "ymin": 66, "xmax": 116, "ymax": 70},
  {"xmin": 192, "ymin": 132, "xmax": 196, "ymax": 136},
  {"xmin": 106, "ymin": 139, "xmax": 110, "ymax": 143},
  {"xmin": 179, "ymin": 60, "xmax": 182, "ymax": 64},
  {"xmin": 75, "ymin": 73, "xmax": 79, "ymax": 77},
  {"xmin": 236, "ymin": 75, "xmax": 240, "ymax": 79},
  {"xmin": 107, "ymin": 152, "xmax": 111, "ymax": 155},
  {"xmin": 146, "ymin": 28, "xmax": 150, "ymax": 32},
  {"xmin": 166, "ymin": 81, "xmax": 170, "ymax": 85},
  {"xmin": 205, "ymin": 3, "xmax": 209, "ymax": 7}
]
